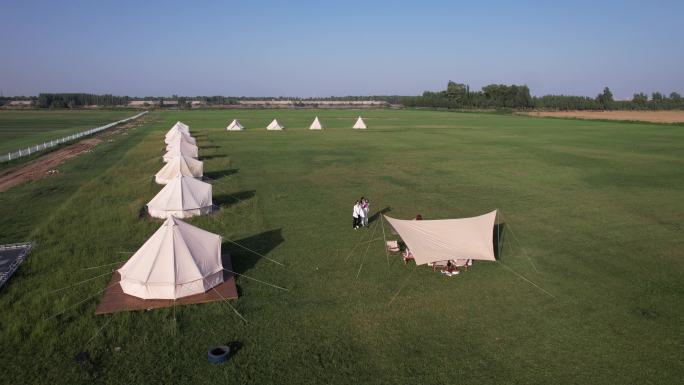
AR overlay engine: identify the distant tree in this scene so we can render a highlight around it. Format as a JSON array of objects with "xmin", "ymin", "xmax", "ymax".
[
  {"xmin": 632, "ymin": 92, "xmax": 648, "ymax": 108},
  {"xmin": 445, "ymin": 81, "xmax": 469, "ymax": 105},
  {"xmin": 596, "ymin": 87, "xmax": 614, "ymax": 109}
]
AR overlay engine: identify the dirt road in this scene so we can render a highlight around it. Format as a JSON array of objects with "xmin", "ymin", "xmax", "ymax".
[{"xmin": 0, "ymin": 138, "xmax": 102, "ymax": 192}]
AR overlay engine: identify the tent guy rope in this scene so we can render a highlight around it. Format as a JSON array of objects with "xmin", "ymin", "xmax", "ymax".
[
  {"xmin": 223, "ymin": 268, "xmax": 289, "ymax": 291},
  {"xmin": 48, "ymin": 269, "xmax": 115, "ymax": 294},
  {"xmin": 212, "ymin": 287, "xmax": 248, "ymax": 323}
]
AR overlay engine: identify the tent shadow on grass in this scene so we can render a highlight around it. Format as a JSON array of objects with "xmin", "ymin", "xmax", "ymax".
[
  {"xmin": 200, "ymin": 155, "xmax": 226, "ymax": 160},
  {"xmin": 214, "ymin": 190, "xmax": 256, "ymax": 208},
  {"xmin": 199, "ymin": 144, "xmax": 219, "ymax": 149},
  {"xmin": 493, "ymin": 223, "xmax": 506, "ymax": 260},
  {"xmin": 369, "ymin": 206, "xmax": 391, "ymax": 224},
  {"xmin": 222, "ymin": 229, "xmax": 284, "ymax": 275},
  {"xmin": 205, "ymin": 168, "xmax": 239, "ymax": 180}
]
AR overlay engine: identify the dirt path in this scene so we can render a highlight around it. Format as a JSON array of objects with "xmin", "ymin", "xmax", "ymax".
[
  {"xmin": 0, "ymin": 138, "xmax": 102, "ymax": 192},
  {"xmin": 0, "ymin": 114, "xmax": 151, "ymax": 193},
  {"xmin": 523, "ymin": 110, "xmax": 684, "ymax": 123}
]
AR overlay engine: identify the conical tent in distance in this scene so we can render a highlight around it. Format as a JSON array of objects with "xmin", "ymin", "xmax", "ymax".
[
  {"xmin": 353, "ymin": 116, "xmax": 367, "ymax": 129},
  {"xmin": 163, "ymin": 140, "xmax": 199, "ymax": 162},
  {"xmin": 171, "ymin": 121, "xmax": 190, "ymax": 134},
  {"xmin": 165, "ymin": 130, "xmax": 196, "ymax": 145},
  {"xmin": 266, "ymin": 119, "xmax": 284, "ymax": 130},
  {"xmin": 309, "ymin": 116, "xmax": 323, "ymax": 130},
  {"xmin": 227, "ymin": 119, "xmax": 244, "ymax": 131}
]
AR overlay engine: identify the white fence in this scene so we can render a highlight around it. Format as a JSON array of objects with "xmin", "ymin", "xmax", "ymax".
[{"xmin": 1, "ymin": 111, "xmax": 148, "ymax": 163}]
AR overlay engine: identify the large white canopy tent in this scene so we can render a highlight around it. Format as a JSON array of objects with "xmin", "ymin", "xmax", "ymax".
[
  {"xmin": 163, "ymin": 140, "xmax": 199, "ymax": 162},
  {"xmin": 309, "ymin": 116, "xmax": 323, "ymax": 130},
  {"xmin": 155, "ymin": 155, "xmax": 204, "ymax": 184},
  {"xmin": 226, "ymin": 119, "xmax": 244, "ymax": 131},
  {"xmin": 353, "ymin": 116, "xmax": 367, "ymax": 129},
  {"xmin": 266, "ymin": 119, "xmax": 284, "ymax": 130},
  {"xmin": 384, "ymin": 210, "xmax": 497, "ymax": 265},
  {"xmin": 165, "ymin": 130, "xmax": 196, "ymax": 145},
  {"xmin": 147, "ymin": 176, "xmax": 213, "ymax": 219},
  {"xmin": 118, "ymin": 216, "xmax": 223, "ymax": 300}
]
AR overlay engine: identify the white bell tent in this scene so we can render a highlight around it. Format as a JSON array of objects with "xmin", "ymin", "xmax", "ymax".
[
  {"xmin": 163, "ymin": 140, "xmax": 199, "ymax": 162},
  {"xmin": 309, "ymin": 117, "xmax": 323, "ymax": 130},
  {"xmin": 266, "ymin": 119, "xmax": 284, "ymax": 130},
  {"xmin": 165, "ymin": 130, "xmax": 196, "ymax": 145},
  {"xmin": 155, "ymin": 155, "xmax": 204, "ymax": 184},
  {"xmin": 118, "ymin": 216, "xmax": 223, "ymax": 300},
  {"xmin": 353, "ymin": 116, "xmax": 367, "ymax": 129},
  {"xmin": 147, "ymin": 176, "xmax": 213, "ymax": 219},
  {"xmin": 226, "ymin": 119, "xmax": 244, "ymax": 131}
]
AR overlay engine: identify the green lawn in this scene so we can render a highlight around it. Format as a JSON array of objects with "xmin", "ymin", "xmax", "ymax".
[
  {"xmin": 0, "ymin": 109, "xmax": 682, "ymax": 384},
  {"xmin": 0, "ymin": 109, "xmax": 140, "ymax": 154}
]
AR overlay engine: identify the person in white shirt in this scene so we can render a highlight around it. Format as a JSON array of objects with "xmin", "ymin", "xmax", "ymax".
[
  {"xmin": 352, "ymin": 200, "xmax": 361, "ymax": 229},
  {"xmin": 361, "ymin": 197, "xmax": 370, "ymax": 227},
  {"xmin": 356, "ymin": 198, "xmax": 366, "ymax": 228}
]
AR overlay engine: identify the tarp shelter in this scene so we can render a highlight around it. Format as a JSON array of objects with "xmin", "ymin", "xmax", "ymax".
[
  {"xmin": 147, "ymin": 176, "xmax": 213, "ymax": 219},
  {"xmin": 226, "ymin": 119, "xmax": 244, "ymax": 131},
  {"xmin": 155, "ymin": 155, "xmax": 203, "ymax": 184},
  {"xmin": 267, "ymin": 119, "xmax": 284, "ymax": 130},
  {"xmin": 165, "ymin": 130, "xmax": 196, "ymax": 145},
  {"xmin": 309, "ymin": 116, "xmax": 323, "ymax": 130},
  {"xmin": 353, "ymin": 116, "xmax": 367, "ymax": 129},
  {"xmin": 118, "ymin": 216, "xmax": 223, "ymax": 300},
  {"xmin": 163, "ymin": 140, "xmax": 199, "ymax": 162},
  {"xmin": 384, "ymin": 210, "xmax": 497, "ymax": 265}
]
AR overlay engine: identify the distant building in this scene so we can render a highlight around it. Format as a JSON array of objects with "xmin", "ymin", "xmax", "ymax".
[
  {"xmin": 128, "ymin": 100, "xmax": 159, "ymax": 107},
  {"xmin": 190, "ymin": 100, "xmax": 206, "ymax": 108},
  {"xmin": 161, "ymin": 100, "xmax": 179, "ymax": 107},
  {"xmin": 237, "ymin": 100, "xmax": 388, "ymax": 108},
  {"xmin": 7, "ymin": 100, "xmax": 33, "ymax": 106}
]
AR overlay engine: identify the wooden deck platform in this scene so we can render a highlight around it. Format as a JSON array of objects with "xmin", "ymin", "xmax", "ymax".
[{"xmin": 95, "ymin": 262, "xmax": 238, "ymax": 315}]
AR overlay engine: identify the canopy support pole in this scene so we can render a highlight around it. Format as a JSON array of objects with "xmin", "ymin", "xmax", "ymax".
[{"xmin": 380, "ymin": 215, "xmax": 390, "ymax": 268}]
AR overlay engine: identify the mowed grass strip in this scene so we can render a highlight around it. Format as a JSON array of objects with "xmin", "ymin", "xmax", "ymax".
[{"xmin": 0, "ymin": 109, "xmax": 682, "ymax": 384}]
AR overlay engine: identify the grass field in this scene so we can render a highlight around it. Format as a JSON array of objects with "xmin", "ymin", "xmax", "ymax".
[
  {"xmin": 0, "ymin": 109, "xmax": 682, "ymax": 384},
  {"xmin": 0, "ymin": 109, "xmax": 139, "ymax": 154}
]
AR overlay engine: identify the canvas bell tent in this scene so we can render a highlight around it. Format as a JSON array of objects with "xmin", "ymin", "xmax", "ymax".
[
  {"xmin": 118, "ymin": 216, "xmax": 223, "ymax": 300},
  {"xmin": 353, "ymin": 116, "xmax": 367, "ymax": 129},
  {"xmin": 165, "ymin": 130, "xmax": 196, "ymax": 145},
  {"xmin": 147, "ymin": 176, "xmax": 213, "ymax": 219},
  {"xmin": 384, "ymin": 210, "xmax": 497, "ymax": 265},
  {"xmin": 155, "ymin": 155, "xmax": 204, "ymax": 184},
  {"xmin": 267, "ymin": 119, "xmax": 284, "ymax": 130},
  {"xmin": 163, "ymin": 140, "xmax": 199, "ymax": 162},
  {"xmin": 171, "ymin": 121, "xmax": 190, "ymax": 134},
  {"xmin": 226, "ymin": 119, "xmax": 244, "ymax": 131},
  {"xmin": 309, "ymin": 117, "xmax": 323, "ymax": 130}
]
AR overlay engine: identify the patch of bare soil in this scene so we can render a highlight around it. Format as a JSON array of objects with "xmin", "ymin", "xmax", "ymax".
[
  {"xmin": 524, "ymin": 110, "xmax": 684, "ymax": 123},
  {"xmin": 0, "ymin": 138, "xmax": 102, "ymax": 192}
]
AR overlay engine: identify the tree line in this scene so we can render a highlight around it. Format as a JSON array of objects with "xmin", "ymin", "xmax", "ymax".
[
  {"xmin": 401, "ymin": 82, "xmax": 684, "ymax": 110},
  {"xmin": 2, "ymin": 87, "xmax": 682, "ymax": 110}
]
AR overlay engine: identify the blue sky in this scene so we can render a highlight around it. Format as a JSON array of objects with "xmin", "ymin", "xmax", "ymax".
[{"xmin": 1, "ymin": 0, "xmax": 683, "ymax": 98}]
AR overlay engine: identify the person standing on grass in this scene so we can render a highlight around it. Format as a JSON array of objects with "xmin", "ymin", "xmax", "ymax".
[
  {"xmin": 357, "ymin": 197, "xmax": 366, "ymax": 228},
  {"xmin": 352, "ymin": 200, "xmax": 361, "ymax": 229},
  {"xmin": 361, "ymin": 197, "xmax": 370, "ymax": 227}
]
